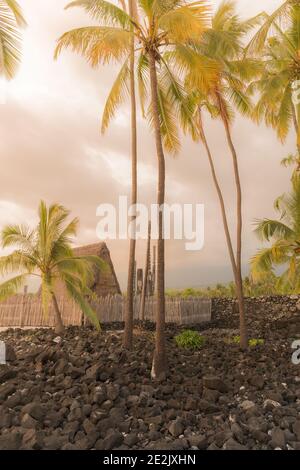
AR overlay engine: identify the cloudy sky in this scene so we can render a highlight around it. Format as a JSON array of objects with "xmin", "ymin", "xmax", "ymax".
[{"xmin": 0, "ymin": 0, "xmax": 294, "ymax": 291}]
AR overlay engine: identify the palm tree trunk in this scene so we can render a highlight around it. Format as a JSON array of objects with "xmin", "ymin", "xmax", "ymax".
[
  {"xmin": 123, "ymin": 0, "xmax": 138, "ymax": 350},
  {"xmin": 52, "ymin": 293, "xmax": 64, "ymax": 335},
  {"xmin": 140, "ymin": 221, "xmax": 151, "ymax": 321},
  {"xmin": 218, "ymin": 103, "xmax": 248, "ymax": 350},
  {"xmin": 149, "ymin": 49, "xmax": 167, "ymax": 380},
  {"xmin": 198, "ymin": 107, "xmax": 238, "ymax": 284},
  {"xmin": 214, "ymin": 91, "xmax": 247, "ymax": 349}
]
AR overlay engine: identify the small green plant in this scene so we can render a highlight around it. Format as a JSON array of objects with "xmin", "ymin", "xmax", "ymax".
[
  {"xmin": 249, "ymin": 338, "xmax": 265, "ymax": 347},
  {"xmin": 230, "ymin": 336, "xmax": 264, "ymax": 347},
  {"xmin": 175, "ymin": 330, "xmax": 206, "ymax": 350},
  {"xmin": 232, "ymin": 335, "xmax": 241, "ymax": 345}
]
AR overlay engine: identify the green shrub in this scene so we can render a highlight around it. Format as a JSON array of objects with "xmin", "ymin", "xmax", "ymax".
[
  {"xmin": 175, "ymin": 330, "xmax": 206, "ymax": 350},
  {"xmin": 230, "ymin": 336, "xmax": 264, "ymax": 347}
]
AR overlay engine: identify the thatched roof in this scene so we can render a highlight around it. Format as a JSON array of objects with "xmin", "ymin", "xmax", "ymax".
[{"xmin": 54, "ymin": 242, "xmax": 121, "ymax": 299}]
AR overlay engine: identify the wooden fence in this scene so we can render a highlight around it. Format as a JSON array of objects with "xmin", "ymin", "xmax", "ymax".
[
  {"xmin": 0, "ymin": 294, "xmax": 211, "ymax": 327},
  {"xmin": 0, "ymin": 295, "xmax": 82, "ymax": 328}
]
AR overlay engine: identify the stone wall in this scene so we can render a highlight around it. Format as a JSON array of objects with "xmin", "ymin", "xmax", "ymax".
[{"xmin": 211, "ymin": 295, "xmax": 300, "ymax": 333}]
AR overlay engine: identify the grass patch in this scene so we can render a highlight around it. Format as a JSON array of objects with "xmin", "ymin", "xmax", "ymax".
[
  {"xmin": 175, "ymin": 330, "xmax": 206, "ymax": 350},
  {"xmin": 231, "ymin": 335, "xmax": 265, "ymax": 347}
]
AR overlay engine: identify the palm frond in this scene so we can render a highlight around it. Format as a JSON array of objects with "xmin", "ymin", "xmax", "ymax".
[
  {"xmin": 159, "ymin": 57, "xmax": 198, "ymax": 140},
  {"xmin": 246, "ymin": 1, "xmax": 291, "ymax": 55},
  {"xmin": 212, "ymin": 0, "xmax": 235, "ymax": 30},
  {"xmin": 281, "ymin": 153, "xmax": 298, "ymax": 167},
  {"xmin": 152, "ymin": 0, "xmax": 182, "ymax": 17},
  {"xmin": 226, "ymin": 80, "xmax": 253, "ymax": 117},
  {"xmin": 0, "ymin": 273, "xmax": 28, "ymax": 301},
  {"xmin": 159, "ymin": 2, "xmax": 211, "ymax": 43},
  {"xmin": 1, "ymin": 224, "xmax": 35, "ymax": 251},
  {"xmin": 101, "ymin": 57, "xmax": 130, "ymax": 133},
  {"xmin": 137, "ymin": 0, "xmax": 154, "ymax": 17},
  {"xmin": 55, "ymin": 27, "xmax": 132, "ymax": 66},
  {"xmin": 136, "ymin": 52, "xmax": 149, "ymax": 117},
  {"xmin": 254, "ymin": 218, "xmax": 294, "ymax": 242},
  {"xmin": 4, "ymin": 0, "xmax": 26, "ymax": 26},
  {"xmin": 251, "ymin": 242, "xmax": 290, "ymax": 281},
  {"xmin": 0, "ymin": 0, "xmax": 26, "ymax": 78},
  {"xmin": 148, "ymin": 80, "xmax": 180, "ymax": 154},
  {"xmin": 171, "ymin": 45, "xmax": 218, "ymax": 92},
  {"xmin": 66, "ymin": 0, "xmax": 132, "ymax": 28},
  {"xmin": 0, "ymin": 251, "xmax": 35, "ymax": 275},
  {"xmin": 63, "ymin": 273, "xmax": 100, "ymax": 330}
]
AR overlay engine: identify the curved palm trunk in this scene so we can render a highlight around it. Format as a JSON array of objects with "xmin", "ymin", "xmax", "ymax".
[
  {"xmin": 52, "ymin": 293, "xmax": 64, "ymax": 335},
  {"xmin": 149, "ymin": 49, "xmax": 167, "ymax": 380},
  {"xmin": 123, "ymin": 0, "xmax": 138, "ymax": 350},
  {"xmin": 198, "ymin": 108, "xmax": 237, "ymax": 282},
  {"xmin": 217, "ymin": 99, "xmax": 248, "ymax": 350}
]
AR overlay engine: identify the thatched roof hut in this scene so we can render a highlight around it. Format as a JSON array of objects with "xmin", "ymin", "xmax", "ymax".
[{"xmin": 54, "ymin": 242, "xmax": 121, "ymax": 299}]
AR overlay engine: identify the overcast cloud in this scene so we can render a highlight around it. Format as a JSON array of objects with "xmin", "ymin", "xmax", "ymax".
[{"xmin": 0, "ymin": 0, "xmax": 294, "ymax": 290}]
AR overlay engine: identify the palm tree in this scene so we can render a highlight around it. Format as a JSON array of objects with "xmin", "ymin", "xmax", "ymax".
[
  {"xmin": 0, "ymin": 0, "xmax": 26, "ymax": 79},
  {"xmin": 124, "ymin": 0, "xmax": 139, "ymax": 351},
  {"xmin": 247, "ymin": 1, "xmax": 300, "ymax": 168},
  {"xmin": 54, "ymin": 0, "xmax": 138, "ymax": 348},
  {"xmin": 55, "ymin": 0, "xmax": 211, "ymax": 379},
  {"xmin": 84, "ymin": 0, "xmax": 139, "ymax": 350},
  {"xmin": 183, "ymin": 0, "xmax": 261, "ymax": 349},
  {"xmin": 0, "ymin": 201, "xmax": 104, "ymax": 334},
  {"xmin": 251, "ymin": 172, "xmax": 300, "ymax": 293}
]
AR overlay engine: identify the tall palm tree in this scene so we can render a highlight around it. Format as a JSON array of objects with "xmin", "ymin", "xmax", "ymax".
[
  {"xmin": 113, "ymin": 0, "xmax": 138, "ymax": 351},
  {"xmin": 251, "ymin": 172, "xmax": 300, "ymax": 293},
  {"xmin": 247, "ymin": 1, "xmax": 300, "ymax": 168},
  {"xmin": 0, "ymin": 0, "xmax": 26, "ymax": 79},
  {"xmin": 123, "ymin": 0, "xmax": 138, "ymax": 351},
  {"xmin": 183, "ymin": 0, "xmax": 261, "ymax": 349},
  {"xmin": 55, "ymin": 0, "xmax": 211, "ymax": 379},
  {"xmin": 0, "ymin": 201, "xmax": 104, "ymax": 334},
  {"xmin": 55, "ymin": 0, "xmax": 138, "ymax": 348}
]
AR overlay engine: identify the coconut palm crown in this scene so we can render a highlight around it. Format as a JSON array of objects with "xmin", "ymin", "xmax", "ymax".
[
  {"xmin": 251, "ymin": 172, "xmax": 300, "ymax": 293},
  {"xmin": 54, "ymin": 0, "xmax": 214, "ymax": 154},
  {"xmin": 247, "ymin": 1, "xmax": 300, "ymax": 166}
]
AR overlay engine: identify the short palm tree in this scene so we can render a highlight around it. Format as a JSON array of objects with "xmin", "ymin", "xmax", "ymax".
[
  {"xmin": 251, "ymin": 172, "xmax": 300, "ymax": 293},
  {"xmin": 247, "ymin": 1, "xmax": 300, "ymax": 168},
  {"xmin": 0, "ymin": 0, "xmax": 26, "ymax": 79},
  {"xmin": 55, "ymin": 0, "xmax": 211, "ymax": 379},
  {"xmin": 0, "ymin": 201, "xmax": 104, "ymax": 334}
]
